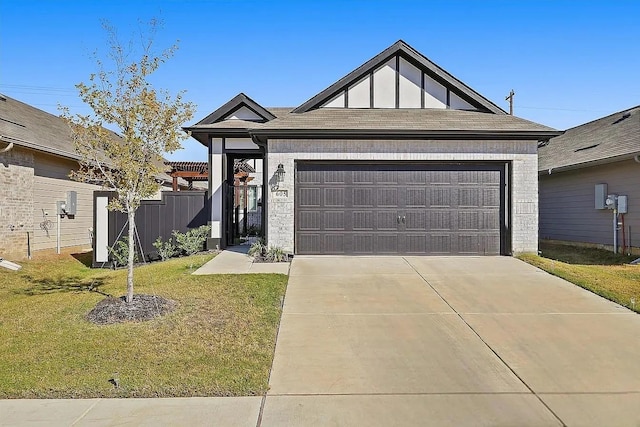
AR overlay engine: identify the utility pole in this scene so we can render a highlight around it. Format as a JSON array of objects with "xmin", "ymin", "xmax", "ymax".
[{"xmin": 505, "ymin": 89, "xmax": 515, "ymax": 115}]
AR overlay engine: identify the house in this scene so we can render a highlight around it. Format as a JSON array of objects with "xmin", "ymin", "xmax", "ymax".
[
  {"xmin": 538, "ymin": 105, "xmax": 640, "ymax": 254},
  {"xmin": 0, "ymin": 95, "xmax": 180, "ymax": 260},
  {"xmin": 185, "ymin": 40, "xmax": 560, "ymax": 256}
]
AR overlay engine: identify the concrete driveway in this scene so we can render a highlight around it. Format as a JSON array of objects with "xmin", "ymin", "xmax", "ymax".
[{"xmin": 262, "ymin": 256, "xmax": 640, "ymax": 426}]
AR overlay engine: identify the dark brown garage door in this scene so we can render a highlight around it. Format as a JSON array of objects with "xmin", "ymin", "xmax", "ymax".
[{"xmin": 295, "ymin": 162, "xmax": 506, "ymax": 255}]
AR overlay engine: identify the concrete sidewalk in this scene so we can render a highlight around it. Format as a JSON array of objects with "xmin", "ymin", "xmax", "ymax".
[
  {"xmin": 0, "ymin": 397, "xmax": 262, "ymax": 427},
  {"xmin": 192, "ymin": 245, "xmax": 290, "ymax": 275}
]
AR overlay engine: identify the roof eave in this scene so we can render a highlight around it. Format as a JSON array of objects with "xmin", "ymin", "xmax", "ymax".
[
  {"xmin": 251, "ymin": 128, "xmax": 561, "ymax": 143},
  {"xmin": 1, "ymin": 134, "xmax": 81, "ymax": 162},
  {"xmin": 183, "ymin": 126, "xmax": 254, "ymax": 146},
  {"xmin": 539, "ymin": 152, "xmax": 640, "ymax": 175}
]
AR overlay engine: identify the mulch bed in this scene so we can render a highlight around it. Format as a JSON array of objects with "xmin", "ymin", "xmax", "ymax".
[{"xmin": 86, "ymin": 294, "xmax": 176, "ymax": 325}]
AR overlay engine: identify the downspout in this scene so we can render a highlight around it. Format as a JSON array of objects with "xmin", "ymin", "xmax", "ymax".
[{"xmin": 0, "ymin": 141, "xmax": 14, "ymax": 153}]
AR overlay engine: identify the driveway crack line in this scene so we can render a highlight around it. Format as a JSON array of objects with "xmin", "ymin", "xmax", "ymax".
[{"xmin": 402, "ymin": 257, "xmax": 567, "ymax": 427}]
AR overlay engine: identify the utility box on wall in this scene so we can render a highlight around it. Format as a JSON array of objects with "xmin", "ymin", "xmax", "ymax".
[
  {"xmin": 66, "ymin": 191, "xmax": 77, "ymax": 216},
  {"xmin": 618, "ymin": 195, "xmax": 628, "ymax": 214},
  {"xmin": 595, "ymin": 183, "xmax": 607, "ymax": 209}
]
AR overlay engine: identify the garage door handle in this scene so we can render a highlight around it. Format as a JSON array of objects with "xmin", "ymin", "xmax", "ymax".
[
  {"xmin": 401, "ymin": 216, "xmax": 406, "ymax": 223},
  {"xmin": 397, "ymin": 215, "xmax": 401, "ymax": 224}
]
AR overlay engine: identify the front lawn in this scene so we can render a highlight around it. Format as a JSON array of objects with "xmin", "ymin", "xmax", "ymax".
[
  {"xmin": 519, "ymin": 242, "xmax": 640, "ymax": 313},
  {"xmin": 0, "ymin": 253, "xmax": 287, "ymax": 398}
]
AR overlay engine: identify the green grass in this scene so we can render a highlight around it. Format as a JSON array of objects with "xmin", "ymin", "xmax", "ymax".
[
  {"xmin": 0, "ymin": 252, "xmax": 288, "ymax": 398},
  {"xmin": 519, "ymin": 242, "xmax": 640, "ymax": 313}
]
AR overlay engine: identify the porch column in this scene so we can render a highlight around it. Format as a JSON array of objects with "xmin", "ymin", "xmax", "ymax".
[{"xmin": 209, "ymin": 138, "xmax": 223, "ymax": 249}]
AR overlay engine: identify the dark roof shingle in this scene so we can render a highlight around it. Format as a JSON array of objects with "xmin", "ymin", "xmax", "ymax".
[
  {"xmin": 256, "ymin": 108, "xmax": 557, "ymax": 133},
  {"xmin": 539, "ymin": 105, "xmax": 640, "ymax": 172}
]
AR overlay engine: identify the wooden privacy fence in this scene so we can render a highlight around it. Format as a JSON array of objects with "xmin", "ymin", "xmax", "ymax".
[{"xmin": 92, "ymin": 191, "xmax": 209, "ymax": 267}]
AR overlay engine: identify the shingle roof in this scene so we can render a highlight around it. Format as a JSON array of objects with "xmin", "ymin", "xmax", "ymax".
[
  {"xmin": 255, "ymin": 108, "xmax": 557, "ymax": 134},
  {"xmin": 0, "ymin": 94, "xmax": 83, "ymax": 160},
  {"xmin": 266, "ymin": 107, "xmax": 294, "ymax": 118},
  {"xmin": 538, "ymin": 105, "xmax": 640, "ymax": 172},
  {"xmin": 0, "ymin": 95, "xmax": 179, "ymax": 184}
]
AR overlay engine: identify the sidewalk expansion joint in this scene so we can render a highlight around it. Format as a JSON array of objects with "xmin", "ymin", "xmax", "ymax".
[{"xmin": 71, "ymin": 399, "xmax": 101, "ymax": 426}]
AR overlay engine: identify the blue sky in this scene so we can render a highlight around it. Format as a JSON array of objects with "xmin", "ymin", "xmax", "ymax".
[{"xmin": 1, "ymin": 0, "xmax": 638, "ymax": 161}]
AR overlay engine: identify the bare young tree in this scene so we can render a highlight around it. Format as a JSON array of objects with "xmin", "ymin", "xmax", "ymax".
[{"xmin": 61, "ymin": 20, "xmax": 195, "ymax": 302}]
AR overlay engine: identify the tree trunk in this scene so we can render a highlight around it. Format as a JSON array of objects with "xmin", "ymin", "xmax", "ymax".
[{"xmin": 126, "ymin": 208, "xmax": 135, "ymax": 303}]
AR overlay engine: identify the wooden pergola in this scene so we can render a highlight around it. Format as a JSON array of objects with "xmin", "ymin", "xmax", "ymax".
[{"xmin": 165, "ymin": 161, "xmax": 208, "ymax": 191}]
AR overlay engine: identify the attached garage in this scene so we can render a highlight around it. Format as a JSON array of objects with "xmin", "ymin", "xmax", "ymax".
[{"xmin": 295, "ymin": 162, "xmax": 507, "ymax": 255}]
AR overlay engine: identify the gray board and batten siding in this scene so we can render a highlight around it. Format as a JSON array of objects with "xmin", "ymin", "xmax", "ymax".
[
  {"xmin": 295, "ymin": 162, "xmax": 508, "ymax": 255},
  {"xmin": 93, "ymin": 191, "xmax": 209, "ymax": 267}
]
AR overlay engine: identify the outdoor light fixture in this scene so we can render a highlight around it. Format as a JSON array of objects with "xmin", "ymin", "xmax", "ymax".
[{"xmin": 275, "ymin": 163, "xmax": 286, "ymax": 183}]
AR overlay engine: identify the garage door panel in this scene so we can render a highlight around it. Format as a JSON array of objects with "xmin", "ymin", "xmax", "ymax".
[
  {"xmin": 428, "ymin": 210, "xmax": 453, "ymax": 231},
  {"xmin": 405, "ymin": 211, "xmax": 427, "ymax": 231},
  {"xmin": 353, "ymin": 169, "xmax": 375, "ymax": 184},
  {"xmin": 406, "ymin": 234, "xmax": 427, "ymax": 253},
  {"xmin": 353, "ymin": 187, "xmax": 374, "ymax": 207},
  {"xmin": 484, "ymin": 187, "xmax": 501, "ymax": 207},
  {"xmin": 428, "ymin": 234, "xmax": 452, "ymax": 254},
  {"xmin": 324, "ymin": 188, "xmax": 345, "ymax": 206},
  {"xmin": 376, "ymin": 188, "xmax": 398, "ymax": 207},
  {"xmin": 298, "ymin": 188, "xmax": 322, "ymax": 207},
  {"xmin": 376, "ymin": 234, "xmax": 400, "ymax": 253},
  {"xmin": 459, "ymin": 188, "xmax": 481, "ymax": 207},
  {"xmin": 296, "ymin": 163, "xmax": 504, "ymax": 255},
  {"xmin": 377, "ymin": 211, "xmax": 399, "ymax": 231},
  {"xmin": 458, "ymin": 211, "xmax": 481, "ymax": 231},
  {"xmin": 430, "ymin": 188, "xmax": 452, "ymax": 207},
  {"xmin": 406, "ymin": 188, "xmax": 427, "ymax": 207},
  {"xmin": 299, "ymin": 211, "xmax": 322, "ymax": 231},
  {"xmin": 324, "ymin": 211, "xmax": 345, "ymax": 230},
  {"xmin": 324, "ymin": 170, "xmax": 346, "ymax": 183},
  {"xmin": 353, "ymin": 211, "xmax": 374, "ymax": 230}
]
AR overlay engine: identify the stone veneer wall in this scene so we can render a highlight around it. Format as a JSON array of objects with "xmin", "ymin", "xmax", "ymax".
[
  {"xmin": 0, "ymin": 147, "xmax": 35, "ymax": 259},
  {"xmin": 266, "ymin": 139, "xmax": 539, "ymax": 255}
]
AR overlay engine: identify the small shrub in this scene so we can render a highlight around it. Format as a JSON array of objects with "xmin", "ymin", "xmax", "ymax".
[
  {"xmin": 265, "ymin": 246, "xmax": 288, "ymax": 263},
  {"xmin": 248, "ymin": 239, "xmax": 267, "ymax": 258},
  {"xmin": 152, "ymin": 236, "xmax": 177, "ymax": 261},
  {"xmin": 108, "ymin": 237, "xmax": 138, "ymax": 268},
  {"xmin": 173, "ymin": 225, "xmax": 211, "ymax": 256}
]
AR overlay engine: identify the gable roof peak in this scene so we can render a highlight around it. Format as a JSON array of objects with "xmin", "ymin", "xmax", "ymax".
[
  {"xmin": 195, "ymin": 93, "xmax": 276, "ymax": 125},
  {"xmin": 292, "ymin": 40, "xmax": 506, "ymax": 115}
]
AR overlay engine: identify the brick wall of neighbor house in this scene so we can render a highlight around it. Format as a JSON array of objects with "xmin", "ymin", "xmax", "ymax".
[
  {"xmin": 540, "ymin": 159, "xmax": 640, "ymax": 252},
  {"xmin": 32, "ymin": 152, "xmax": 99, "ymax": 254},
  {"xmin": 267, "ymin": 139, "xmax": 539, "ymax": 255},
  {"xmin": 0, "ymin": 147, "xmax": 35, "ymax": 259}
]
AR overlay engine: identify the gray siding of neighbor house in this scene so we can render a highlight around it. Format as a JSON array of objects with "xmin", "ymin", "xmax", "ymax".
[
  {"xmin": 539, "ymin": 159, "xmax": 640, "ymax": 250},
  {"xmin": 33, "ymin": 152, "xmax": 98, "ymax": 253},
  {"xmin": 267, "ymin": 138, "xmax": 539, "ymax": 255}
]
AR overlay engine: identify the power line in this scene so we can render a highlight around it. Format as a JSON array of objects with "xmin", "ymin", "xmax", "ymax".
[
  {"xmin": 0, "ymin": 84, "xmax": 76, "ymax": 93},
  {"xmin": 517, "ymin": 106, "xmax": 615, "ymax": 113}
]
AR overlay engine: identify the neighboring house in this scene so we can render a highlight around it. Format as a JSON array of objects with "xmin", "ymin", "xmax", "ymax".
[
  {"xmin": 185, "ymin": 40, "xmax": 559, "ymax": 256},
  {"xmin": 0, "ymin": 95, "xmax": 180, "ymax": 260},
  {"xmin": 538, "ymin": 106, "xmax": 640, "ymax": 253}
]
